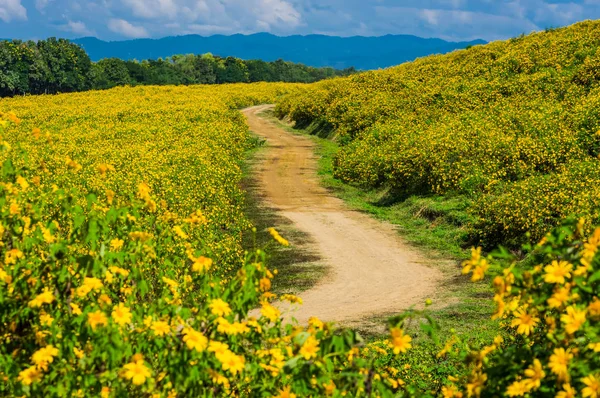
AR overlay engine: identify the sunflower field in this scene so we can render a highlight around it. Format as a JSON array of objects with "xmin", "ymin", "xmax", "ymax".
[
  {"xmin": 0, "ymin": 59, "xmax": 599, "ymax": 397},
  {"xmin": 0, "ymin": 83, "xmax": 426, "ymax": 397},
  {"xmin": 276, "ymin": 20, "xmax": 600, "ymax": 248}
]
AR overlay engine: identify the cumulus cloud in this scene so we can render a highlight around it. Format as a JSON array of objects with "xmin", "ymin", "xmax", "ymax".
[
  {"xmin": 122, "ymin": 0, "xmax": 179, "ymax": 20},
  {"xmin": 2, "ymin": 0, "xmax": 600, "ymax": 41},
  {"xmin": 35, "ymin": 0, "xmax": 51, "ymax": 12},
  {"xmin": 108, "ymin": 18, "xmax": 150, "ymax": 38},
  {"xmin": 0, "ymin": 0, "xmax": 27, "ymax": 22},
  {"xmin": 59, "ymin": 20, "xmax": 94, "ymax": 36},
  {"xmin": 117, "ymin": 0, "xmax": 302, "ymax": 33}
]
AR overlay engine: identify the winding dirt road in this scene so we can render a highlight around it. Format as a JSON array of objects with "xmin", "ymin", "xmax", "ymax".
[{"xmin": 244, "ymin": 105, "xmax": 443, "ymax": 325}]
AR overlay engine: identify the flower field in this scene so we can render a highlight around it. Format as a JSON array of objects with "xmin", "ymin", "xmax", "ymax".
[
  {"xmin": 1, "ymin": 20, "xmax": 600, "ymax": 396},
  {"xmin": 0, "ymin": 84, "xmax": 398, "ymax": 396},
  {"xmin": 2, "ymin": 83, "xmax": 299, "ymax": 273},
  {"xmin": 276, "ymin": 20, "xmax": 600, "ymax": 247}
]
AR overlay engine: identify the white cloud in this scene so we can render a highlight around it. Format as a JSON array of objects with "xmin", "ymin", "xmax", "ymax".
[
  {"xmin": 4, "ymin": 0, "xmax": 600, "ymax": 42},
  {"xmin": 420, "ymin": 9, "xmax": 440, "ymax": 25},
  {"xmin": 108, "ymin": 18, "xmax": 150, "ymax": 38},
  {"xmin": 59, "ymin": 20, "xmax": 94, "ymax": 36},
  {"xmin": 255, "ymin": 0, "xmax": 302, "ymax": 29},
  {"xmin": 122, "ymin": 0, "xmax": 178, "ymax": 20},
  {"xmin": 35, "ymin": 0, "xmax": 50, "ymax": 12},
  {"xmin": 0, "ymin": 0, "xmax": 27, "ymax": 22}
]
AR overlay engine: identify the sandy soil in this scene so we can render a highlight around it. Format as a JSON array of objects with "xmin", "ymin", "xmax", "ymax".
[{"xmin": 243, "ymin": 105, "xmax": 444, "ymax": 325}]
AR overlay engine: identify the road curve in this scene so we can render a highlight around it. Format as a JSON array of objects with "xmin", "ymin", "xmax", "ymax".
[{"xmin": 244, "ymin": 105, "xmax": 443, "ymax": 325}]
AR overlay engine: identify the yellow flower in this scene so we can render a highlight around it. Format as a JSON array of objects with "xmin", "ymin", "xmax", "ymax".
[
  {"xmin": 506, "ymin": 380, "xmax": 530, "ymax": 396},
  {"xmin": 491, "ymin": 294, "xmax": 506, "ymax": 319},
  {"xmin": 389, "ymin": 327, "xmax": 412, "ymax": 354},
  {"xmin": 260, "ymin": 302, "xmax": 280, "ymax": 322},
  {"xmin": 441, "ymin": 385, "xmax": 463, "ymax": 398},
  {"xmin": 323, "ymin": 380, "xmax": 336, "ymax": 395},
  {"xmin": 466, "ymin": 371, "xmax": 487, "ymax": 397},
  {"xmin": 299, "ymin": 336, "xmax": 320, "ymax": 360},
  {"xmin": 274, "ymin": 386, "xmax": 297, "ymax": 398},
  {"xmin": 544, "ymin": 260, "xmax": 572, "ymax": 284},
  {"xmin": 208, "ymin": 341, "xmax": 230, "ymax": 357},
  {"xmin": 259, "ymin": 277, "xmax": 271, "ymax": 292},
  {"xmin": 65, "ymin": 157, "xmax": 82, "ymax": 172},
  {"xmin": 70, "ymin": 303, "xmax": 82, "ymax": 315},
  {"xmin": 511, "ymin": 308, "xmax": 540, "ymax": 336},
  {"xmin": 76, "ymin": 277, "xmax": 104, "ymax": 297},
  {"xmin": 209, "ymin": 299, "xmax": 232, "ymax": 317},
  {"xmin": 560, "ymin": 306, "xmax": 587, "ymax": 334},
  {"xmin": 280, "ymin": 294, "xmax": 303, "ymax": 304},
  {"xmin": 40, "ymin": 313, "xmax": 54, "ymax": 326},
  {"xmin": 18, "ymin": 366, "xmax": 43, "ymax": 385},
  {"xmin": 462, "ymin": 247, "xmax": 482, "ymax": 275},
  {"xmin": 548, "ymin": 348, "xmax": 572, "ymax": 380},
  {"xmin": 109, "ymin": 266, "xmax": 130, "ymax": 277},
  {"xmin": 111, "ymin": 303, "xmax": 132, "ymax": 326},
  {"xmin": 31, "ymin": 345, "xmax": 59, "ymax": 371},
  {"xmin": 150, "ymin": 321, "xmax": 171, "ymax": 336},
  {"xmin": 28, "ymin": 288, "xmax": 55, "ymax": 308},
  {"xmin": 207, "ymin": 369, "xmax": 230, "ymax": 388},
  {"xmin": 162, "ymin": 277, "xmax": 178, "ymax": 289},
  {"xmin": 588, "ymin": 298, "xmax": 600, "ymax": 318},
  {"xmin": 471, "ymin": 259, "xmax": 489, "ymax": 282},
  {"xmin": 73, "ymin": 347, "xmax": 85, "ymax": 359},
  {"xmin": 105, "ymin": 190, "xmax": 115, "ymax": 204},
  {"xmin": 122, "ymin": 360, "xmax": 151, "ymax": 385},
  {"xmin": 308, "ymin": 316, "xmax": 324, "ymax": 329},
  {"xmin": 192, "ymin": 256, "xmax": 212, "ymax": 273},
  {"xmin": 582, "ymin": 375, "xmax": 600, "ymax": 398},
  {"xmin": 588, "ymin": 342, "xmax": 600, "ymax": 352},
  {"xmin": 5, "ymin": 248, "xmax": 23, "ymax": 265},
  {"xmin": 172, "ymin": 225, "xmax": 188, "ymax": 239},
  {"xmin": 556, "ymin": 384, "xmax": 576, "ymax": 398},
  {"xmin": 182, "ymin": 327, "xmax": 208, "ymax": 352},
  {"xmin": 218, "ymin": 351, "xmax": 245, "ymax": 375},
  {"xmin": 100, "ymin": 387, "xmax": 111, "ymax": 398},
  {"xmin": 524, "ymin": 359, "xmax": 545, "ymax": 389},
  {"xmin": 268, "ymin": 227, "xmax": 289, "ymax": 246},
  {"xmin": 548, "ymin": 286, "xmax": 570, "ymax": 308},
  {"xmin": 87, "ymin": 310, "xmax": 108, "ymax": 330},
  {"xmin": 96, "ymin": 163, "xmax": 115, "ymax": 177},
  {"xmin": 9, "ymin": 201, "xmax": 20, "ymax": 215},
  {"xmin": 110, "ymin": 239, "xmax": 124, "ymax": 251}
]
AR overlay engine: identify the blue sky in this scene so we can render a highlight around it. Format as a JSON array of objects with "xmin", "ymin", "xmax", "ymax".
[{"xmin": 1, "ymin": 0, "xmax": 599, "ymax": 42}]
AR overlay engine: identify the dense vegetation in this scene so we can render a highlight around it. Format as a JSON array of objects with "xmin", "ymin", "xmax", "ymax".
[
  {"xmin": 0, "ymin": 84, "xmax": 395, "ymax": 396},
  {"xmin": 0, "ymin": 38, "xmax": 355, "ymax": 97},
  {"xmin": 277, "ymin": 20, "xmax": 600, "ymax": 249},
  {"xmin": 1, "ymin": 20, "xmax": 599, "ymax": 398}
]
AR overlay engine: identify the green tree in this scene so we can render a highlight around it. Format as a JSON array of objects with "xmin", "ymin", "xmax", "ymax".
[
  {"xmin": 216, "ymin": 56, "xmax": 249, "ymax": 83},
  {"xmin": 95, "ymin": 58, "xmax": 132, "ymax": 89},
  {"xmin": 247, "ymin": 59, "xmax": 276, "ymax": 82}
]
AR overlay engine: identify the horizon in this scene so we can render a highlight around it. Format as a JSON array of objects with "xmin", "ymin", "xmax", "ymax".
[
  {"xmin": 1, "ymin": 1, "xmax": 599, "ymax": 43},
  {"xmin": 69, "ymin": 31, "xmax": 487, "ymax": 43}
]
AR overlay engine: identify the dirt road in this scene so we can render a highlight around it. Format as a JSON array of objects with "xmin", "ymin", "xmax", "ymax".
[{"xmin": 243, "ymin": 105, "xmax": 443, "ymax": 325}]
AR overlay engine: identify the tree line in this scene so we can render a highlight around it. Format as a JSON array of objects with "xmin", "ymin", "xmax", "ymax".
[{"xmin": 0, "ymin": 38, "xmax": 357, "ymax": 97}]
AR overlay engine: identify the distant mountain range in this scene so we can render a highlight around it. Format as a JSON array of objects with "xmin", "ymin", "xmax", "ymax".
[{"xmin": 72, "ymin": 33, "xmax": 486, "ymax": 70}]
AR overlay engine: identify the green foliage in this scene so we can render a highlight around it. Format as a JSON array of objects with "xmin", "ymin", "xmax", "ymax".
[
  {"xmin": 277, "ymin": 20, "xmax": 600, "ymax": 248},
  {"xmin": 0, "ymin": 96, "xmax": 406, "ymax": 398},
  {"xmin": 0, "ymin": 39, "xmax": 357, "ymax": 97}
]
